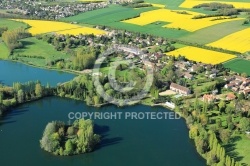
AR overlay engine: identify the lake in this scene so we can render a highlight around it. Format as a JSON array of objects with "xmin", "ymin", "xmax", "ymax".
[
  {"xmin": 0, "ymin": 60, "xmax": 206, "ymax": 166},
  {"xmin": 0, "ymin": 60, "xmax": 76, "ymax": 86},
  {"xmin": 0, "ymin": 97, "xmax": 205, "ymax": 166}
]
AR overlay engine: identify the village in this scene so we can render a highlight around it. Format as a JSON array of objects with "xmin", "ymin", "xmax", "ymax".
[
  {"xmin": 45, "ymin": 28, "xmax": 250, "ymax": 108},
  {"xmin": 0, "ymin": 0, "xmax": 108, "ymax": 19}
]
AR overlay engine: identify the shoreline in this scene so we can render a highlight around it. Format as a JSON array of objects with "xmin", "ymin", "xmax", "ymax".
[
  {"xmin": 0, "ymin": 59, "xmax": 234, "ymax": 165},
  {"xmin": 1, "ymin": 59, "xmax": 81, "ymax": 75}
]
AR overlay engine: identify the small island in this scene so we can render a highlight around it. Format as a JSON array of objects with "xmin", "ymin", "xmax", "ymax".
[{"xmin": 40, "ymin": 119, "xmax": 100, "ymax": 156}]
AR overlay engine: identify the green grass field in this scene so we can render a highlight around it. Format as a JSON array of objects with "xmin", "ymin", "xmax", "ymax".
[
  {"xmin": 62, "ymin": 5, "xmax": 189, "ymax": 38},
  {"xmin": 62, "ymin": 5, "xmax": 155, "ymax": 24},
  {"xmin": 0, "ymin": 18, "xmax": 28, "ymax": 30},
  {"xmin": 178, "ymin": 20, "xmax": 249, "ymax": 44},
  {"xmin": 144, "ymin": 0, "xmax": 184, "ymax": 9},
  {"xmin": 0, "ymin": 42, "xmax": 9, "ymax": 59},
  {"xmin": 62, "ymin": 2, "xmax": 248, "ymax": 43},
  {"xmin": 13, "ymin": 37, "xmax": 70, "ymax": 66},
  {"xmin": 223, "ymin": 58, "xmax": 250, "ymax": 75},
  {"xmin": 225, "ymin": 134, "xmax": 250, "ymax": 165}
]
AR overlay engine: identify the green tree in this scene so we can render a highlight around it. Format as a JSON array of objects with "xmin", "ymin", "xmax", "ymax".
[
  {"xmin": 218, "ymin": 100, "xmax": 226, "ymax": 112},
  {"xmin": 65, "ymin": 140, "xmax": 74, "ymax": 155},
  {"xmin": 67, "ymin": 126, "xmax": 75, "ymax": 136},
  {"xmin": 17, "ymin": 89, "xmax": 24, "ymax": 103},
  {"xmin": 239, "ymin": 117, "xmax": 250, "ymax": 131},
  {"xmin": 0, "ymin": 92, "xmax": 3, "ymax": 104},
  {"xmin": 216, "ymin": 119, "xmax": 222, "ymax": 129},
  {"xmin": 35, "ymin": 83, "xmax": 43, "ymax": 97},
  {"xmin": 219, "ymin": 129, "xmax": 231, "ymax": 144},
  {"xmin": 241, "ymin": 72, "xmax": 248, "ymax": 78},
  {"xmin": 93, "ymin": 95, "xmax": 100, "ymax": 105}
]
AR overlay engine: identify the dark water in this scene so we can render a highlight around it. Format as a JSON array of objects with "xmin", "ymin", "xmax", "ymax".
[
  {"xmin": 0, "ymin": 61, "xmax": 76, "ymax": 86},
  {"xmin": 0, "ymin": 60, "xmax": 205, "ymax": 166},
  {"xmin": 0, "ymin": 97, "xmax": 205, "ymax": 166}
]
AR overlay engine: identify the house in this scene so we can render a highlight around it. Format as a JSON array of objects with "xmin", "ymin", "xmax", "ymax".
[
  {"xmin": 170, "ymin": 83, "xmax": 191, "ymax": 96},
  {"xmin": 190, "ymin": 64, "xmax": 200, "ymax": 72},
  {"xmin": 224, "ymin": 76, "xmax": 235, "ymax": 82},
  {"xmin": 224, "ymin": 83, "xmax": 236, "ymax": 89},
  {"xmin": 243, "ymin": 89, "xmax": 250, "ymax": 96},
  {"xmin": 175, "ymin": 62, "xmax": 187, "ymax": 71},
  {"xmin": 183, "ymin": 72, "xmax": 194, "ymax": 80},
  {"xmin": 243, "ymin": 79, "xmax": 250, "ymax": 86},
  {"xmin": 203, "ymin": 94, "xmax": 216, "ymax": 103},
  {"xmin": 226, "ymin": 93, "xmax": 236, "ymax": 101},
  {"xmin": 232, "ymin": 87, "xmax": 239, "ymax": 92},
  {"xmin": 235, "ymin": 75, "xmax": 246, "ymax": 82}
]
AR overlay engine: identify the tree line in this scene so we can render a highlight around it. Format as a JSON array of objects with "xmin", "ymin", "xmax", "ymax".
[{"xmin": 0, "ymin": 81, "xmax": 54, "ymax": 115}]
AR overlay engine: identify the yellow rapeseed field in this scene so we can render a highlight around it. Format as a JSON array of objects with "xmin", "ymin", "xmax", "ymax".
[
  {"xmin": 122, "ymin": 9, "xmax": 243, "ymax": 32},
  {"xmin": 13, "ymin": 19, "xmax": 106, "ymax": 35},
  {"xmin": 207, "ymin": 28, "xmax": 250, "ymax": 53},
  {"xmin": 167, "ymin": 46, "xmax": 236, "ymax": 64},
  {"xmin": 179, "ymin": 0, "xmax": 250, "ymax": 9},
  {"xmin": 59, "ymin": 27, "xmax": 106, "ymax": 35}
]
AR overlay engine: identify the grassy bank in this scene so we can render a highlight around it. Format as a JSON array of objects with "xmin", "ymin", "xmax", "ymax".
[{"xmin": 12, "ymin": 37, "xmax": 70, "ymax": 66}]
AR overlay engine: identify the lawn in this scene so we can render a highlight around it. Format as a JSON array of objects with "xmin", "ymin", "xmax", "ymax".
[
  {"xmin": 225, "ymin": 134, "xmax": 250, "ymax": 165},
  {"xmin": 193, "ymin": 81, "xmax": 217, "ymax": 93},
  {"xmin": 223, "ymin": 58, "xmax": 250, "ymax": 75},
  {"xmin": 13, "ymin": 37, "xmax": 70, "ymax": 66},
  {"xmin": 0, "ymin": 42, "xmax": 9, "ymax": 59}
]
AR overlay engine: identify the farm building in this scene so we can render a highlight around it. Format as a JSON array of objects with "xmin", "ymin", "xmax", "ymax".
[{"xmin": 170, "ymin": 83, "xmax": 191, "ymax": 96}]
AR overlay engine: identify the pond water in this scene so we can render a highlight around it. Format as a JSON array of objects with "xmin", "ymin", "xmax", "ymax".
[
  {"xmin": 0, "ymin": 60, "xmax": 76, "ymax": 86},
  {"xmin": 0, "ymin": 60, "xmax": 205, "ymax": 166}
]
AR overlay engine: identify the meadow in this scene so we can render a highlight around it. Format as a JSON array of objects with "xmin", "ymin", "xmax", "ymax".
[
  {"xmin": 62, "ymin": 4, "xmax": 248, "ymax": 41},
  {"xmin": 0, "ymin": 18, "xmax": 28, "ymax": 30},
  {"xmin": 0, "ymin": 19, "xmax": 28, "ymax": 59},
  {"xmin": 13, "ymin": 37, "xmax": 70, "ymax": 66},
  {"xmin": 167, "ymin": 46, "xmax": 236, "ymax": 64},
  {"xmin": 0, "ymin": 42, "xmax": 9, "ymax": 59},
  {"xmin": 230, "ymin": 135, "xmax": 250, "ymax": 165},
  {"xmin": 178, "ymin": 20, "xmax": 249, "ymax": 44},
  {"xmin": 13, "ymin": 19, "xmax": 106, "ymax": 35},
  {"xmin": 62, "ymin": 5, "xmax": 189, "ymax": 38},
  {"xmin": 207, "ymin": 28, "xmax": 250, "ymax": 53},
  {"xmin": 223, "ymin": 58, "xmax": 250, "ymax": 75},
  {"xmin": 144, "ymin": 0, "xmax": 185, "ymax": 9},
  {"xmin": 122, "ymin": 8, "xmax": 243, "ymax": 32},
  {"xmin": 179, "ymin": 0, "xmax": 250, "ymax": 9},
  {"xmin": 142, "ymin": 3, "xmax": 166, "ymax": 8}
]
